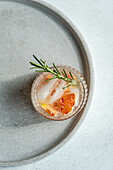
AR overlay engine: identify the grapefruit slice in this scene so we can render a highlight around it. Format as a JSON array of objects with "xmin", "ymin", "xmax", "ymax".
[{"xmin": 58, "ymin": 93, "xmax": 75, "ymax": 115}]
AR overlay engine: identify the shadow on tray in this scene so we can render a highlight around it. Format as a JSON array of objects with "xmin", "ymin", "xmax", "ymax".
[{"xmin": 0, "ymin": 73, "xmax": 50, "ymax": 127}]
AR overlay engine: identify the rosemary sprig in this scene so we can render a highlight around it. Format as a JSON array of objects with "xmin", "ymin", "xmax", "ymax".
[{"xmin": 30, "ymin": 55, "xmax": 80, "ymax": 89}]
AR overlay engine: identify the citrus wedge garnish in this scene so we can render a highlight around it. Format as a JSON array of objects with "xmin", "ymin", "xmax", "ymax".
[{"xmin": 58, "ymin": 93, "xmax": 75, "ymax": 115}]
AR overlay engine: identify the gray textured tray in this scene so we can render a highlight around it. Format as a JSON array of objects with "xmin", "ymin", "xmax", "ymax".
[{"xmin": 0, "ymin": 0, "xmax": 94, "ymax": 167}]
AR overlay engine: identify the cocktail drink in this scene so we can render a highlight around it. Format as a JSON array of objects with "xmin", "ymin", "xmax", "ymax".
[{"xmin": 31, "ymin": 66, "xmax": 88, "ymax": 120}]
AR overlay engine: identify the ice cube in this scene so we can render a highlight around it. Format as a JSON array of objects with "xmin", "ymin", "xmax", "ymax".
[
  {"xmin": 37, "ymin": 79, "xmax": 57, "ymax": 101},
  {"xmin": 49, "ymin": 79, "xmax": 66, "ymax": 104}
]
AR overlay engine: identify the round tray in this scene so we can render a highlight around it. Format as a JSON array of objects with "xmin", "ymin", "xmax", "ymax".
[{"xmin": 0, "ymin": 0, "xmax": 94, "ymax": 167}]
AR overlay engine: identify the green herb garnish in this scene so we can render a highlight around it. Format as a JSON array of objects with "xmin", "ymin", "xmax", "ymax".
[{"xmin": 30, "ymin": 55, "xmax": 80, "ymax": 89}]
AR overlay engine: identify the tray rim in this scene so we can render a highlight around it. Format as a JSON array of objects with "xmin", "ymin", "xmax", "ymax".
[{"xmin": 0, "ymin": 0, "xmax": 95, "ymax": 167}]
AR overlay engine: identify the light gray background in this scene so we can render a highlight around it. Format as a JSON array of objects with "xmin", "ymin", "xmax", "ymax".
[{"xmin": 1, "ymin": 0, "xmax": 113, "ymax": 169}]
